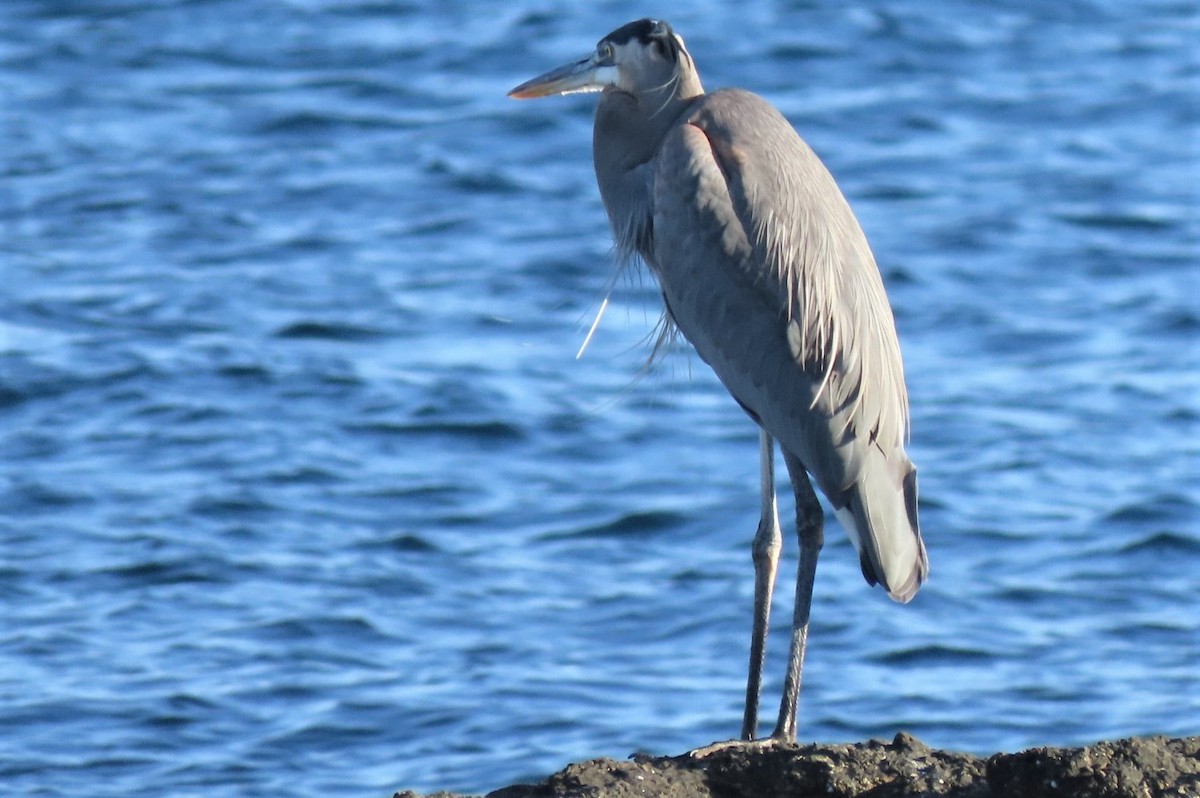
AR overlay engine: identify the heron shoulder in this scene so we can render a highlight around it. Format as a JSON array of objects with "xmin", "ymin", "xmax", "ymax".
[{"xmin": 654, "ymin": 86, "xmax": 912, "ymax": 454}]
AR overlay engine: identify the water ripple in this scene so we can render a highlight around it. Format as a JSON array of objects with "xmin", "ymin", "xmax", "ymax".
[{"xmin": 2, "ymin": 1, "xmax": 1197, "ymax": 796}]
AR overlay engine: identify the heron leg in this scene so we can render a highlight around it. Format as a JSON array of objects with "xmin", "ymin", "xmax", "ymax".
[
  {"xmin": 742, "ymin": 430, "xmax": 782, "ymax": 741},
  {"xmin": 772, "ymin": 449, "xmax": 824, "ymax": 741}
]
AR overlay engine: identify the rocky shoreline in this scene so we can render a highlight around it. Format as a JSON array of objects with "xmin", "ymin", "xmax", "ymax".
[{"xmin": 395, "ymin": 733, "xmax": 1199, "ymax": 798}]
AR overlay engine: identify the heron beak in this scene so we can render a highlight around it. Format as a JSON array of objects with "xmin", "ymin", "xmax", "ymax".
[{"xmin": 508, "ymin": 56, "xmax": 617, "ymax": 99}]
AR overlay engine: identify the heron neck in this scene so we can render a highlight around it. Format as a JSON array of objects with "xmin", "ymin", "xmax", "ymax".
[
  {"xmin": 593, "ymin": 81, "xmax": 704, "ymax": 265},
  {"xmin": 595, "ymin": 82, "xmax": 703, "ymax": 170},
  {"xmin": 675, "ymin": 69, "xmax": 704, "ymax": 103}
]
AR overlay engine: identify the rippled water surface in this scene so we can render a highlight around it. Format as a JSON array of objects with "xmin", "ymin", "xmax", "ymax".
[{"xmin": 2, "ymin": 1, "xmax": 1198, "ymax": 795}]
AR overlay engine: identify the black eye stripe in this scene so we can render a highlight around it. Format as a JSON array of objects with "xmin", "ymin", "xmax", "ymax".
[
  {"xmin": 599, "ymin": 18, "xmax": 682, "ymax": 63},
  {"xmin": 602, "ymin": 18, "xmax": 657, "ymax": 47}
]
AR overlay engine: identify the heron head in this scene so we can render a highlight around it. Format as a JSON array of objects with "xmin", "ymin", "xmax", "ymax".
[{"xmin": 508, "ymin": 19, "xmax": 700, "ymax": 102}]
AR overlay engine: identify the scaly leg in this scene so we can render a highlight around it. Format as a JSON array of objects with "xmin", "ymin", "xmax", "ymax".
[
  {"xmin": 772, "ymin": 449, "xmax": 825, "ymax": 741},
  {"xmin": 741, "ymin": 429, "xmax": 782, "ymax": 740}
]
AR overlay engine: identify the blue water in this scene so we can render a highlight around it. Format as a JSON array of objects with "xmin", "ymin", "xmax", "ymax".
[{"xmin": 2, "ymin": 1, "xmax": 1197, "ymax": 795}]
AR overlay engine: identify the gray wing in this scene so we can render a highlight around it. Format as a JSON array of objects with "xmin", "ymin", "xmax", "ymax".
[{"xmin": 650, "ymin": 89, "xmax": 927, "ymax": 601}]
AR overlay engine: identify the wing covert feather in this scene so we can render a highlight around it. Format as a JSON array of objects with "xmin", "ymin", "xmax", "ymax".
[{"xmin": 650, "ymin": 89, "xmax": 926, "ymax": 598}]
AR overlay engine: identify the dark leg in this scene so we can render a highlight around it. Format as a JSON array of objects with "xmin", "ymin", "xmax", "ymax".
[
  {"xmin": 772, "ymin": 449, "xmax": 825, "ymax": 741},
  {"xmin": 742, "ymin": 430, "xmax": 782, "ymax": 740}
]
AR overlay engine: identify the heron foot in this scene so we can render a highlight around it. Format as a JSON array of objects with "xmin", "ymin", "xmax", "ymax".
[{"xmin": 687, "ymin": 735, "xmax": 794, "ymax": 760}]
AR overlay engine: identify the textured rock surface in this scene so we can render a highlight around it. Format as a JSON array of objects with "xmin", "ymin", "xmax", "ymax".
[{"xmin": 394, "ymin": 734, "xmax": 1200, "ymax": 798}]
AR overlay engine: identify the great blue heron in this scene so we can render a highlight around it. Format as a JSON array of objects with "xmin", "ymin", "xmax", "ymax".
[{"xmin": 509, "ymin": 18, "xmax": 928, "ymax": 742}]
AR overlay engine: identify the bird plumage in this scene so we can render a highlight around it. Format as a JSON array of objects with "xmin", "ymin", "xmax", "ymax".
[
  {"xmin": 592, "ymin": 48, "xmax": 926, "ymax": 601},
  {"xmin": 509, "ymin": 17, "xmax": 928, "ymax": 740}
]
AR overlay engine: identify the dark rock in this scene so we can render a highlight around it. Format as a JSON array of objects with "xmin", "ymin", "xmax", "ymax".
[
  {"xmin": 985, "ymin": 735, "xmax": 1200, "ymax": 798},
  {"xmin": 394, "ymin": 734, "xmax": 1200, "ymax": 798}
]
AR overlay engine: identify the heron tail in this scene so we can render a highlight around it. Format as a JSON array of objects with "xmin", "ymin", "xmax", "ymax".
[{"xmin": 834, "ymin": 455, "xmax": 927, "ymax": 603}]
